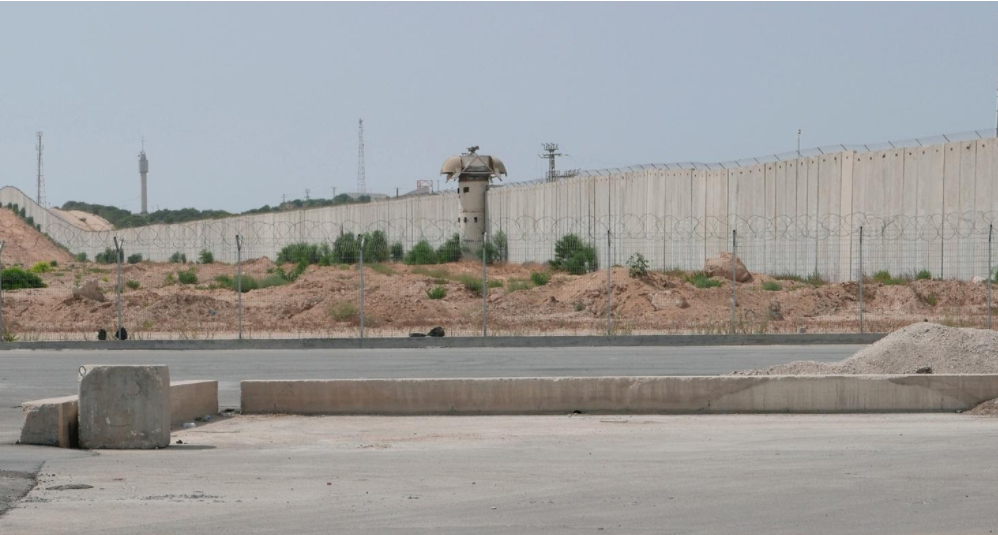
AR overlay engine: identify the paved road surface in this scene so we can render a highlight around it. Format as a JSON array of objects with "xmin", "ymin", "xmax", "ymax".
[
  {"xmin": 5, "ymin": 413, "xmax": 998, "ymax": 534},
  {"xmin": 0, "ymin": 345, "xmax": 856, "ymax": 438}
]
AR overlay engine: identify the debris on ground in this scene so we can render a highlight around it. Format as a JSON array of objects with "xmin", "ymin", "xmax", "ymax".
[
  {"xmin": 737, "ymin": 323, "xmax": 998, "ymax": 375},
  {"xmin": 965, "ymin": 399, "xmax": 998, "ymax": 416},
  {"xmin": 46, "ymin": 484, "xmax": 93, "ymax": 490},
  {"xmin": 71, "ymin": 281, "xmax": 105, "ymax": 303}
]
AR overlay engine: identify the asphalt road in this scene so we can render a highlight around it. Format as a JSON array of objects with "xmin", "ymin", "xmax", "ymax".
[
  {"xmin": 5, "ymin": 413, "xmax": 998, "ymax": 534},
  {"xmin": 0, "ymin": 345, "xmax": 857, "ymax": 438}
]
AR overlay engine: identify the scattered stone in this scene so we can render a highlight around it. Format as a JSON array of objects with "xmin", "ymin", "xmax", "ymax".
[
  {"xmin": 176, "ymin": 439, "xmax": 183, "ymax": 445},
  {"xmin": 72, "ymin": 281, "xmax": 105, "ymax": 302},
  {"xmin": 914, "ymin": 366, "xmax": 933, "ymax": 374},
  {"xmin": 47, "ymin": 484, "xmax": 93, "ymax": 491},
  {"xmin": 674, "ymin": 296, "xmax": 689, "ymax": 309},
  {"xmin": 768, "ymin": 301, "xmax": 784, "ymax": 321},
  {"xmin": 704, "ymin": 252, "xmax": 752, "ymax": 283},
  {"xmin": 427, "ymin": 326, "xmax": 445, "ymax": 338}
]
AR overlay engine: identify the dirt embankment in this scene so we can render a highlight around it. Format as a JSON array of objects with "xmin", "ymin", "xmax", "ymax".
[{"xmin": 0, "ymin": 209, "xmax": 73, "ymax": 266}]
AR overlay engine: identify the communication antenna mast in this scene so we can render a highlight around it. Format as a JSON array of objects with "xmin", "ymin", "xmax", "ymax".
[
  {"xmin": 357, "ymin": 119, "xmax": 367, "ymax": 194},
  {"xmin": 36, "ymin": 132, "xmax": 46, "ymax": 208},
  {"xmin": 540, "ymin": 143, "xmax": 561, "ymax": 181}
]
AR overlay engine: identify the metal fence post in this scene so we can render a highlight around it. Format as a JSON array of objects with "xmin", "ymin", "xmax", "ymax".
[
  {"xmin": 236, "ymin": 235, "xmax": 243, "ymax": 340},
  {"xmin": 113, "ymin": 237, "xmax": 123, "ymax": 339},
  {"xmin": 989, "ymin": 224, "xmax": 993, "ymax": 330},
  {"xmin": 858, "ymin": 226, "xmax": 864, "ymax": 334},
  {"xmin": 482, "ymin": 231, "xmax": 488, "ymax": 338},
  {"xmin": 606, "ymin": 229, "xmax": 612, "ymax": 336},
  {"xmin": 730, "ymin": 230, "xmax": 737, "ymax": 335},
  {"xmin": 359, "ymin": 236, "xmax": 365, "ymax": 340}
]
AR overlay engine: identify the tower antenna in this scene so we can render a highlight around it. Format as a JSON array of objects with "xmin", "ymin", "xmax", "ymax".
[
  {"xmin": 539, "ymin": 143, "xmax": 577, "ymax": 182},
  {"xmin": 357, "ymin": 119, "xmax": 367, "ymax": 194},
  {"xmin": 36, "ymin": 132, "xmax": 46, "ymax": 208},
  {"xmin": 138, "ymin": 138, "xmax": 149, "ymax": 215}
]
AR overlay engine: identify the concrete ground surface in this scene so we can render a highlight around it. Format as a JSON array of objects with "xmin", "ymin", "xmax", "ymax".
[
  {"xmin": 1, "ymin": 414, "xmax": 997, "ymax": 534},
  {"xmin": 0, "ymin": 345, "xmax": 856, "ymax": 440}
]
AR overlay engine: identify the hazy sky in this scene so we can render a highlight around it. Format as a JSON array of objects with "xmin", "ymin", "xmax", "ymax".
[{"xmin": 2, "ymin": 3, "xmax": 997, "ymax": 213}]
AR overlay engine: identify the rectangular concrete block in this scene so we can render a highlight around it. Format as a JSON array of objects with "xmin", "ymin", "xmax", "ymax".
[
  {"xmin": 78, "ymin": 365, "xmax": 171, "ymax": 449},
  {"xmin": 241, "ymin": 375, "xmax": 998, "ymax": 415},
  {"xmin": 170, "ymin": 380, "xmax": 219, "ymax": 427},
  {"xmin": 20, "ymin": 396, "xmax": 79, "ymax": 448}
]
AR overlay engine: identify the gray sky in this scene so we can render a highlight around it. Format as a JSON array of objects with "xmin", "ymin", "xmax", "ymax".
[{"xmin": 1, "ymin": 3, "xmax": 997, "ymax": 213}]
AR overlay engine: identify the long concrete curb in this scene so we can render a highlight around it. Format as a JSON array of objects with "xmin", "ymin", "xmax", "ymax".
[
  {"xmin": 240, "ymin": 375, "xmax": 998, "ymax": 415},
  {"xmin": 0, "ymin": 333, "xmax": 885, "ymax": 351}
]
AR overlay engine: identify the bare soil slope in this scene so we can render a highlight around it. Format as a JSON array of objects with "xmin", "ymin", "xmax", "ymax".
[{"xmin": 0, "ymin": 209, "xmax": 73, "ymax": 266}]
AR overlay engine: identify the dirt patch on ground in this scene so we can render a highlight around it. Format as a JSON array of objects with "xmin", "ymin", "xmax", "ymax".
[
  {"xmin": 966, "ymin": 399, "xmax": 998, "ymax": 416},
  {"xmin": 0, "ymin": 209, "xmax": 73, "ymax": 267},
  {"xmin": 1, "ymin": 256, "xmax": 996, "ymax": 339},
  {"xmin": 739, "ymin": 323, "xmax": 998, "ymax": 375}
]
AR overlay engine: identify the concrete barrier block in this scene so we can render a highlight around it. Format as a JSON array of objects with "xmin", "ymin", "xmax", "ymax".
[
  {"xmin": 241, "ymin": 375, "xmax": 998, "ymax": 415},
  {"xmin": 170, "ymin": 380, "xmax": 219, "ymax": 427},
  {"xmin": 78, "ymin": 365, "xmax": 171, "ymax": 449},
  {"xmin": 20, "ymin": 395, "xmax": 79, "ymax": 448}
]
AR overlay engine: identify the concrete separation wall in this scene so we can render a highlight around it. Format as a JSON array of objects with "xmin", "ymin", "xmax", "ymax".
[
  {"xmin": 240, "ymin": 375, "xmax": 998, "ymax": 415},
  {"xmin": 0, "ymin": 333, "xmax": 886, "ymax": 351},
  {"xmin": 170, "ymin": 380, "xmax": 219, "ymax": 427}
]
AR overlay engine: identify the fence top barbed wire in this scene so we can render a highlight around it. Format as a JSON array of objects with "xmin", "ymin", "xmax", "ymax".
[{"xmin": 501, "ymin": 128, "xmax": 998, "ymax": 185}]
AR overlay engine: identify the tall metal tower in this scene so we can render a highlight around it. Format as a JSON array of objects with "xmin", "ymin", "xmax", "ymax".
[
  {"xmin": 357, "ymin": 118, "xmax": 367, "ymax": 194},
  {"xmin": 35, "ymin": 132, "xmax": 46, "ymax": 208},
  {"xmin": 540, "ymin": 143, "xmax": 562, "ymax": 181},
  {"xmin": 138, "ymin": 139, "xmax": 149, "ymax": 215}
]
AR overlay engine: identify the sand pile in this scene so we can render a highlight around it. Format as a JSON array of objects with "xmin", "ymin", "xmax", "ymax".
[{"xmin": 741, "ymin": 323, "xmax": 998, "ymax": 375}]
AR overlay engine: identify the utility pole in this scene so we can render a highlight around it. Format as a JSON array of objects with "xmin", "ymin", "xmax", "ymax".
[
  {"xmin": 36, "ymin": 132, "xmax": 46, "ymax": 208},
  {"xmin": 540, "ymin": 143, "xmax": 563, "ymax": 181},
  {"xmin": 797, "ymin": 129, "xmax": 802, "ymax": 156},
  {"xmin": 305, "ymin": 188, "xmax": 310, "ymax": 201},
  {"xmin": 357, "ymin": 119, "xmax": 367, "ymax": 194}
]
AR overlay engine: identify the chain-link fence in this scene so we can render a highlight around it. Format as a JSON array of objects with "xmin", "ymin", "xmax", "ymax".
[{"xmin": 0, "ymin": 213, "xmax": 995, "ymax": 341}]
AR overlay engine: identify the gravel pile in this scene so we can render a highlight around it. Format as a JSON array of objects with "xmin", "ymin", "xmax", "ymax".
[{"xmin": 740, "ymin": 323, "xmax": 998, "ymax": 375}]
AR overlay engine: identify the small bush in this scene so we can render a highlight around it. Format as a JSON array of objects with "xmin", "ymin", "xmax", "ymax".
[
  {"xmin": 437, "ymin": 234, "xmax": 463, "ymax": 263},
  {"xmin": 330, "ymin": 302, "xmax": 358, "ymax": 322},
  {"xmin": 95, "ymin": 248, "xmax": 121, "ymax": 264},
  {"xmin": 530, "ymin": 272, "xmax": 551, "ymax": 286},
  {"xmin": 772, "ymin": 273, "xmax": 804, "ymax": 283},
  {"xmin": 626, "ymin": 253, "xmax": 649, "ymax": 278},
  {"xmin": 872, "ymin": 270, "xmax": 906, "ymax": 286},
  {"xmin": 30, "ymin": 261, "xmax": 52, "ymax": 274},
  {"xmin": 362, "ymin": 230, "xmax": 389, "ymax": 263},
  {"xmin": 169, "ymin": 251, "xmax": 187, "ymax": 264},
  {"xmin": 390, "ymin": 242, "xmax": 404, "ymax": 262},
  {"xmin": 762, "ymin": 280, "xmax": 782, "ymax": 291},
  {"xmin": 369, "ymin": 263, "xmax": 394, "ymax": 276},
  {"xmin": 277, "ymin": 243, "xmax": 319, "ymax": 265},
  {"xmin": 492, "ymin": 230, "xmax": 509, "ymax": 263},
  {"xmin": 684, "ymin": 271, "xmax": 722, "ymax": 289},
  {"xmin": 218, "ymin": 274, "xmax": 259, "ymax": 293},
  {"xmin": 2, "ymin": 267, "xmax": 45, "ymax": 290},
  {"xmin": 126, "ymin": 280, "xmax": 140, "ymax": 290},
  {"xmin": 915, "ymin": 269, "xmax": 932, "ymax": 281},
  {"xmin": 199, "ymin": 250, "xmax": 214, "ymax": 264},
  {"xmin": 49, "ymin": 260, "xmax": 58, "ymax": 267},
  {"xmin": 164, "ymin": 273, "xmax": 176, "ymax": 285},
  {"xmin": 404, "ymin": 240, "xmax": 438, "ymax": 265},
  {"xmin": 257, "ymin": 274, "xmax": 288, "ymax": 289},
  {"xmin": 506, "ymin": 279, "xmax": 532, "ymax": 293},
  {"xmin": 426, "ymin": 286, "xmax": 447, "ymax": 300},
  {"xmin": 177, "ymin": 267, "xmax": 198, "ymax": 285},
  {"xmin": 127, "ymin": 253, "xmax": 143, "ymax": 265},
  {"xmin": 458, "ymin": 274, "xmax": 484, "ymax": 296},
  {"xmin": 574, "ymin": 301, "xmax": 585, "ymax": 312},
  {"xmin": 214, "ymin": 274, "xmax": 233, "ymax": 286},
  {"xmin": 804, "ymin": 273, "xmax": 826, "ymax": 287},
  {"xmin": 923, "ymin": 293, "xmax": 938, "ymax": 306},
  {"xmin": 550, "ymin": 234, "xmax": 598, "ymax": 275},
  {"xmin": 332, "ymin": 233, "xmax": 360, "ymax": 264},
  {"xmin": 74, "ymin": 252, "xmax": 88, "ymax": 262}
]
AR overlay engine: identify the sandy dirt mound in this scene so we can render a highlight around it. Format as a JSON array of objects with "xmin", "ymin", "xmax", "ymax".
[
  {"xmin": 740, "ymin": 323, "xmax": 998, "ymax": 375},
  {"xmin": 0, "ymin": 209, "xmax": 74, "ymax": 266},
  {"xmin": 50, "ymin": 209, "xmax": 114, "ymax": 231},
  {"xmin": 965, "ymin": 399, "xmax": 998, "ymax": 416}
]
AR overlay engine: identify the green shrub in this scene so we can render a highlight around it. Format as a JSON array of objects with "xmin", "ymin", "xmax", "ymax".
[
  {"xmin": 199, "ymin": 250, "xmax": 214, "ymax": 264},
  {"xmin": 872, "ymin": 270, "xmax": 906, "ymax": 286},
  {"xmin": 436, "ymin": 234, "xmax": 463, "ymax": 263},
  {"xmin": 74, "ymin": 252, "xmax": 88, "ymax": 262},
  {"xmin": 550, "ymin": 234, "xmax": 598, "ymax": 275},
  {"xmin": 164, "ymin": 273, "xmax": 176, "ymax": 285},
  {"xmin": 492, "ymin": 230, "xmax": 509, "ymax": 263},
  {"xmin": 257, "ymin": 274, "xmax": 288, "ymax": 289},
  {"xmin": 762, "ymin": 280, "xmax": 782, "ymax": 291},
  {"xmin": 95, "ymin": 248, "xmax": 121, "ymax": 264},
  {"xmin": 332, "ymin": 233, "xmax": 360, "ymax": 264},
  {"xmin": 459, "ymin": 274, "xmax": 484, "ymax": 296},
  {"xmin": 475, "ymin": 241, "xmax": 501, "ymax": 264},
  {"xmin": 127, "ymin": 253, "xmax": 143, "ymax": 264},
  {"xmin": 30, "ymin": 261, "xmax": 52, "ymax": 274},
  {"xmin": 626, "ymin": 253, "xmax": 649, "ymax": 278},
  {"xmin": 804, "ymin": 273, "xmax": 826, "ymax": 287},
  {"xmin": 125, "ymin": 280, "xmax": 140, "ymax": 290},
  {"xmin": 169, "ymin": 251, "xmax": 187, "ymax": 264},
  {"xmin": 390, "ymin": 242, "xmax": 404, "ymax": 262},
  {"xmin": 329, "ymin": 302, "xmax": 358, "ymax": 322},
  {"xmin": 404, "ymin": 240, "xmax": 438, "ymax": 265},
  {"xmin": 923, "ymin": 293, "xmax": 938, "ymax": 306},
  {"xmin": 177, "ymin": 267, "xmax": 198, "ymax": 285},
  {"xmin": 214, "ymin": 274, "xmax": 233, "ymax": 286},
  {"xmin": 530, "ymin": 272, "xmax": 551, "ymax": 286},
  {"xmin": 49, "ymin": 260, "xmax": 58, "ymax": 267},
  {"xmin": 362, "ymin": 230, "xmax": 389, "ymax": 263},
  {"xmin": 369, "ymin": 263, "xmax": 394, "ymax": 276},
  {"xmin": 218, "ymin": 274, "xmax": 259, "ymax": 293},
  {"xmin": 277, "ymin": 243, "xmax": 319, "ymax": 265},
  {"xmin": 915, "ymin": 269, "xmax": 932, "ymax": 281},
  {"xmin": 2, "ymin": 267, "xmax": 45, "ymax": 290},
  {"xmin": 426, "ymin": 286, "xmax": 447, "ymax": 299},
  {"xmin": 771, "ymin": 273, "xmax": 804, "ymax": 283},
  {"xmin": 506, "ymin": 279, "xmax": 532, "ymax": 293},
  {"xmin": 684, "ymin": 271, "xmax": 722, "ymax": 289}
]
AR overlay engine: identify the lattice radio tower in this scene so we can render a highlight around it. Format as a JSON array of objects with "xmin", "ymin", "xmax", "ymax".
[
  {"xmin": 36, "ymin": 131, "xmax": 46, "ymax": 208},
  {"xmin": 357, "ymin": 118, "xmax": 367, "ymax": 194}
]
